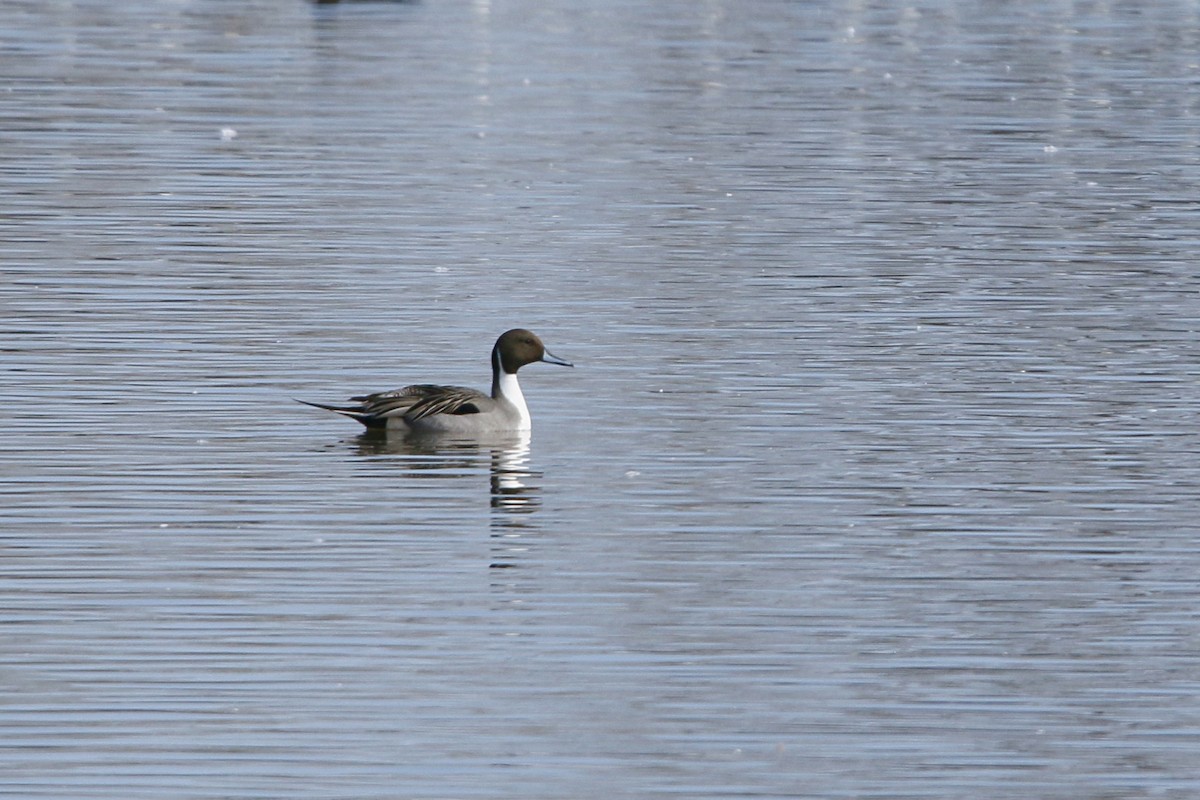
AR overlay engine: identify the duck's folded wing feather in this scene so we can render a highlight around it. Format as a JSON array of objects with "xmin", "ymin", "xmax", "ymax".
[
  {"xmin": 349, "ymin": 385, "xmax": 430, "ymax": 418},
  {"xmin": 398, "ymin": 385, "xmax": 493, "ymax": 420},
  {"xmin": 300, "ymin": 384, "xmax": 493, "ymax": 427},
  {"xmin": 349, "ymin": 384, "xmax": 490, "ymax": 419}
]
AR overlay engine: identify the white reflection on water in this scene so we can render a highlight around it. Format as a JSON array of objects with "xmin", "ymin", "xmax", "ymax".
[{"xmin": 349, "ymin": 428, "xmax": 541, "ymax": 566}]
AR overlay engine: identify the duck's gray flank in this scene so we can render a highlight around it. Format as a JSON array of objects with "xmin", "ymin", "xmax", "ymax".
[{"xmin": 298, "ymin": 328, "xmax": 572, "ymax": 433}]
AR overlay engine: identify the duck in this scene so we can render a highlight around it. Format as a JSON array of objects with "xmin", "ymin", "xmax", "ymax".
[{"xmin": 298, "ymin": 328, "xmax": 572, "ymax": 433}]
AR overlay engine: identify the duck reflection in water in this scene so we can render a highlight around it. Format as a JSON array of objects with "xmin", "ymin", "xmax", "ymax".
[{"xmin": 353, "ymin": 429, "xmax": 541, "ymax": 569}]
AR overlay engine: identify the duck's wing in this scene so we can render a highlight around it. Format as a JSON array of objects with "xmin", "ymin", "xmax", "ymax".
[
  {"xmin": 298, "ymin": 384, "xmax": 491, "ymax": 428},
  {"xmin": 389, "ymin": 384, "xmax": 493, "ymax": 421}
]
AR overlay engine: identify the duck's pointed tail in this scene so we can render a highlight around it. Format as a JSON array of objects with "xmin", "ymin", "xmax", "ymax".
[{"xmin": 294, "ymin": 398, "xmax": 383, "ymax": 428}]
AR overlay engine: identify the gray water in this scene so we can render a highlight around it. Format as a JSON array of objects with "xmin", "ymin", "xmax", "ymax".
[{"xmin": 3, "ymin": 1, "xmax": 1199, "ymax": 797}]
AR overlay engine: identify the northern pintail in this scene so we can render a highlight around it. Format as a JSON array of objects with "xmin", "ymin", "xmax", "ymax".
[{"xmin": 299, "ymin": 328, "xmax": 572, "ymax": 433}]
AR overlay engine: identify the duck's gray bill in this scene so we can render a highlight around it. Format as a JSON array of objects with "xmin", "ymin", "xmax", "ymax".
[{"xmin": 542, "ymin": 350, "xmax": 574, "ymax": 367}]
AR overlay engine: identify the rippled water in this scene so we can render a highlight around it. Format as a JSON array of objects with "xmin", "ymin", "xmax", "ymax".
[{"xmin": 3, "ymin": 1, "xmax": 1199, "ymax": 797}]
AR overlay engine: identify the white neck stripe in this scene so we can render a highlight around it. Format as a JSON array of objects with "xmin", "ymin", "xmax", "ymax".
[{"xmin": 497, "ymin": 371, "xmax": 530, "ymax": 428}]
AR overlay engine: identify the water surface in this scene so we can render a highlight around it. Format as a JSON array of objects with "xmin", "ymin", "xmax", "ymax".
[{"xmin": 3, "ymin": 1, "xmax": 1199, "ymax": 798}]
